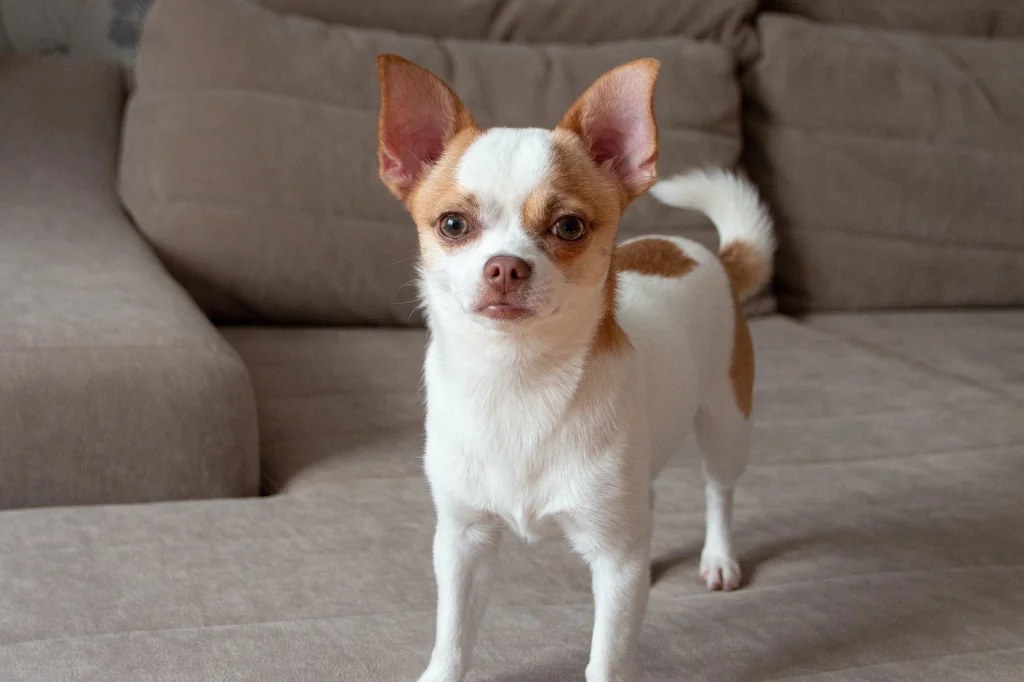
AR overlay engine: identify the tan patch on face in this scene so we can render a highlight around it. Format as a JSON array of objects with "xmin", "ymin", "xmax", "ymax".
[
  {"xmin": 492, "ymin": 130, "xmax": 633, "ymax": 355},
  {"xmin": 719, "ymin": 241, "xmax": 771, "ymax": 302},
  {"xmin": 405, "ymin": 127, "xmax": 483, "ymax": 261},
  {"xmin": 612, "ymin": 237, "xmax": 697, "ymax": 278},
  {"xmin": 518, "ymin": 131, "xmax": 626, "ymax": 280},
  {"xmin": 729, "ymin": 291, "xmax": 754, "ymax": 418},
  {"xmin": 528, "ymin": 131, "xmax": 630, "ymax": 355}
]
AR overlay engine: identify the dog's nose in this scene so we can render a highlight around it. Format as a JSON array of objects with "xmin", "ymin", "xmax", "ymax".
[{"xmin": 484, "ymin": 255, "xmax": 532, "ymax": 294}]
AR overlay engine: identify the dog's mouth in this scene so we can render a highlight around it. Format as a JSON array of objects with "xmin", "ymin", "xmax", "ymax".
[
  {"xmin": 477, "ymin": 303, "xmax": 535, "ymax": 322},
  {"xmin": 472, "ymin": 291, "xmax": 536, "ymax": 323}
]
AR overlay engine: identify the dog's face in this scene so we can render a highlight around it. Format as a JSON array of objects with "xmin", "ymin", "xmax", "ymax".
[{"xmin": 376, "ymin": 56, "xmax": 659, "ymax": 331}]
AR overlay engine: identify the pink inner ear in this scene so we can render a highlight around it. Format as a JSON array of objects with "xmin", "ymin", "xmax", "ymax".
[
  {"xmin": 590, "ymin": 134, "xmax": 621, "ymax": 168},
  {"xmin": 379, "ymin": 60, "xmax": 464, "ymax": 192},
  {"xmin": 377, "ymin": 55, "xmax": 477, "ymax": 198},
  {"xmin": 570, "ymin": 62, "xmax": 658, "ymax": 194},
  {"xmin": 383, "ymin": 107, "xmax": 450, "ymax": 185},
  {"xmin": 586, "ymin": 103, "xmax": 655, "ymax": 190}
]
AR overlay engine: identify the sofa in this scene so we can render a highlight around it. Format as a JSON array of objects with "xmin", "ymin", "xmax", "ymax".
[{"xmin": 0, "ymin": 1, "xmax": 1021, "ymax": 680}]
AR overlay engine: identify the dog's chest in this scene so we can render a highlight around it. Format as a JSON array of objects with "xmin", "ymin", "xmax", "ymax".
[
  {"xmin": 431, "ymin": 421, "xmax": 604, "ymax": 541},
  {"xmin": 424, "ymin": 355, "xmax": 625, "ymax": 542},
  {"xmin": 465, "ymin": 454, "xmax": 566, "ymax": 542}
]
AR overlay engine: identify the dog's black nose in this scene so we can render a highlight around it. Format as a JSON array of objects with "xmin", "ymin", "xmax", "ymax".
[{"xmin": 484, "ymin": 256, "xmax": 532, "ymax": 295}]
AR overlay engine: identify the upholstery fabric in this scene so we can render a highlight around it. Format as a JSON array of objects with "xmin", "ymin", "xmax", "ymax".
[
  {"xmin": 0, "ymin": 55, "xmax": 259, "ymax": 509},
  {"xmin": 764, "ymin": 0, "xmax": 1024, "ymax": 38},
  {"xmin": 260, "ymin": 0, "xmax": 759, "ymax": 59},
  {"xmin": 0, "ymin": 314, "xmax": 1021, "ymax": 679},
  {"xmin": 119, "ymin": 0, "xmax": 754, "ymax": 326},
  {"xmin": 744, "ymin": 15, "xmax": 1024, "ymax": 312},
  {"xmin": 0, "ymin": 0, "xmax": 759, "ymax": 66}
]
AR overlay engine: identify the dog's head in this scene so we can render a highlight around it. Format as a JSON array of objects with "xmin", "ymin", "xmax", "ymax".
[{"xmin": 376, "ymin": 55, "xmax": 659, "ymax": 333}]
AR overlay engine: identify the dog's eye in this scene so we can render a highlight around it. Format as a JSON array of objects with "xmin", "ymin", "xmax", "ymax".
[
  {"xmin": 552, "ymin": 215, "xmax": 586, "ymax": 241},
  {"xmin": 439, "ymin": 213, "xmax": 469, "ymax": 239}
]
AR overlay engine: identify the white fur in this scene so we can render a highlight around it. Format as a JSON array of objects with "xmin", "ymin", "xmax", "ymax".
[
  {"xmin": 456, "ymin": 127, "xmax": 554, "ymax": 200},
  {"xmin": 417, "ymin": 146, "xmax": 771, "ymax": 682}
]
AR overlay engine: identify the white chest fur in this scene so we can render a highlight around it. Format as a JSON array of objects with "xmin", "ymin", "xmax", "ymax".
[{"xmin": 422, "ymin": 334, "xmax": 642, "ymax": 542}]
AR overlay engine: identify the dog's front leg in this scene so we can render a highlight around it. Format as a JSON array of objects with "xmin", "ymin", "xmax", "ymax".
[
  {"xmin": 570, "ymin": 513, "xmax": 652, "ymax": 682},
  {"xmin": 585, "ymin": 550, "xmax": 651, "ymax": 682},
  {"xmin": 419, "ymin": 504, "xmax": 502, "ymax": 682}
]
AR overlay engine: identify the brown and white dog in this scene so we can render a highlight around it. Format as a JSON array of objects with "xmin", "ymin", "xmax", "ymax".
[{"xmin": 375, "ymin": 54, "xmax": 774, "ymax": 682}]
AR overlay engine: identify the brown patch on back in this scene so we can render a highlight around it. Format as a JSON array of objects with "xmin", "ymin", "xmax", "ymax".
[
  {"xmin": 611, "ymin": 236, "xmax": 753, "ymax": 415},
  {"xmin": 729, "ymin": 291, "xmax": 754, "ymax": 418},
  {"xmin": 613, "ymin": 237, "xmax": 697, "ymax": 278},
  {"xmin": 719, "ymin": 241, "xmax": 770, "ymax": 302}
]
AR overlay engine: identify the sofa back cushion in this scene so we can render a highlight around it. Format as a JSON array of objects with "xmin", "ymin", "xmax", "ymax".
[
  {"xmin": 120, "ymin": 0, "xmax": 750, "ymax": 325},
  {"xmin": 261, "ymin": 0, "xmax": 758, "ymax": 58},
  {"xmin": 744, "ymin": 15, "xmax": 1024, "ymax": 312},
  {"xmin": 763, "ymin": 0, "xmax": 1024, "ymax": 38}
]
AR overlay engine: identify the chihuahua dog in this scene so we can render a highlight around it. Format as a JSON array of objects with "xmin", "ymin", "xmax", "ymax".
[{"xmin": 376, "ymin": 54, "xmax": 774, "ymax": 682}]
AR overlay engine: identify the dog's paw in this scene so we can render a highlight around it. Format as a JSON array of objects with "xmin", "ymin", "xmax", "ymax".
[
  {"xmin": 585, "ymin": 662, "xmax": 637, "ymax": 682},
  {"xmin": 699, "ymin": 551, "xmax": 741, "ymax": 591},
  {"xmin": 417, "ymin": 667, "xmax": 458, "ymax": 679},
  {"xmin": 416, "ymin": 665, "xmax": 458, "ymax": 682}
]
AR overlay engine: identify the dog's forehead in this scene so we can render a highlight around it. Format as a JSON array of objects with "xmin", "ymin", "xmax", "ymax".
[{"xmin": 455, "ymin": 128, "xmax": 554, "ymax": 211}]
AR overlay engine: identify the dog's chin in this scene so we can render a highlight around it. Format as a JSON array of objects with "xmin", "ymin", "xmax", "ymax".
[{"xmin": 474, "ymin": 304, "xmax": 537, "ymax": 327}]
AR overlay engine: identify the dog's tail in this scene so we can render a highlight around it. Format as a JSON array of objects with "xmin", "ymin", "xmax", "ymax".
[{"xmin": 649, "ymin": 169, "xmax": 775, "ymax": 301}]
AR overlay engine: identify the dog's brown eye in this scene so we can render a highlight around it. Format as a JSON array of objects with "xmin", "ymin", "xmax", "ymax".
[
  {"xmin": 552, "ymin": 215, "xmax": 586, "ymax": 241},
  {"xmin": 439, "ymin": 213, "xmax": 469, "ymax": 239}
]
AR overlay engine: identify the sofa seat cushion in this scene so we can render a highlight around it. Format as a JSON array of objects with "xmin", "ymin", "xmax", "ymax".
[
  {"xmin": 744, "ymin": 15, "xmax": 1024, "ymax": 312},
  {"xmin": 119, "ymin": 0, "xmax": 761, "ymax": 326},
  {"xmin": 0, "ymin": 55, "xmax": 259, "ymax": 509},
  {"xmin": 806, "ymin": 310, "xmax": 1024, "ymax": 402},
  {"xmin": 0, "ymin": 314, "xmax": 1021, "ymax": 679},
  {"xmin": 221, "ymin": 327, "xmax": 428, "ymax": 494},
  {"xmin": 225, "ymin": 316, "xmax": 1024, "ymax": 495}
]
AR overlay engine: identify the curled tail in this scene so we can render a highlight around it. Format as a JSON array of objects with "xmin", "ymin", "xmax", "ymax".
[{"xmin": 649, "ymin": 169, "xmax": 775, "ymax": 301}]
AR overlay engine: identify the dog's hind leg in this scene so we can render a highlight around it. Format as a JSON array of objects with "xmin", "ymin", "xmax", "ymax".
[{"xmin": 694, "ymin": 380, "xmax": 751, "ymax": 591}]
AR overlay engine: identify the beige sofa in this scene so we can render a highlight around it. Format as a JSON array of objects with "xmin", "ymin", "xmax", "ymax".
[{"xmin": 1, "ymin": 1, "xmax": 1021, "ymax": 680}]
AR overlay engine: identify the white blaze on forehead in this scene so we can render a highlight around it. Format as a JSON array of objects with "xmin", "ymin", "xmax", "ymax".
[{"xmin": 455, "ymin": 128, "xmax": 555, "ymax": 215}]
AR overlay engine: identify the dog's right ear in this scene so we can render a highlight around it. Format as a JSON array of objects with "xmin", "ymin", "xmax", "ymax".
[{"xmin": 377, "ymin": 54, "xmax": 476, "ymax": 200}]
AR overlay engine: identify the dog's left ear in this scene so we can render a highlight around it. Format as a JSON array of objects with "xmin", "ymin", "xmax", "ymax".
[{"xmin": 558, "ymin": 59, "xmax": 660, "ymax": 200}]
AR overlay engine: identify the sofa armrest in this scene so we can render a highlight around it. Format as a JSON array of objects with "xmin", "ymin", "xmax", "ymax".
[{"xmin": 0, "ymin": 55, "xmax": 259, "ymax": 509}]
